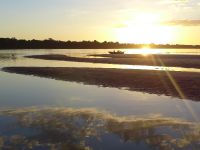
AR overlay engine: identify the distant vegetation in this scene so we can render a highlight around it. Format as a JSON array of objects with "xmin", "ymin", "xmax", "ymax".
[{"xmin": 0, "ymin": 37, "xmax": 200, "ymax": 49}]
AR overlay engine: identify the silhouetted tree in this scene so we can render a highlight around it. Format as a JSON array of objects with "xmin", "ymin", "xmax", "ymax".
[{"xmin": 0, "ymin": 38, "xmax": 199, "ymax": 49}]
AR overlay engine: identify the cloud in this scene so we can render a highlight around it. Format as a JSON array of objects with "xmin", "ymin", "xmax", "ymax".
[
  {"xmin": 174, "ymin": 0, "xmax": 189, "ymax": 2},
  {"xmin": 114, "ymin": 19, "xmax": 200, "ymax": 28},
  {"xmin": 159, "ymin": 0, "xmax": 189, "ymax": 4},
  {"xmin": 163, "ymin": 20, "xmax": 200, "ymax": 26},
  {"xmin": 173, "ymin": 0, "xmax": 189, "ymax": 3}
]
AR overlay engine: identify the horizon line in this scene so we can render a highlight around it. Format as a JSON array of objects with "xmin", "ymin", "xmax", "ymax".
[{"xmin": 1, "ymin": 37, "xmax": 200, "ymax": 46}]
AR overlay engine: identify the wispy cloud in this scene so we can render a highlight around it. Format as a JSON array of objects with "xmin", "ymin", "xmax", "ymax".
[
  {"xmin": 114, "ymin": 19, "xmax": 200, "ymax": 28},
  {"xmin": 158, "ymin": 0, "xmax": 189, "ymax": 4},
  {"xmin": 163, "ymin": 20, "xmax": 200, "ymax": 26}
]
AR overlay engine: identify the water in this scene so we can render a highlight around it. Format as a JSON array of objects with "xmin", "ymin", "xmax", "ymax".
[
  {"xmin": 0, "ymin": 49, "xmax": 200, "ymax": 72},
  {"xmin": 0, "ymin": 49, "xmax": 200, "ymax": 150}
]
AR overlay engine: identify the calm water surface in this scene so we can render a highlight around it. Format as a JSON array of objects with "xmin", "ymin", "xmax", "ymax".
[
  {"xmin": 0, "ymin": 49, "xmax": 200, "ymax": 150},
  {"xmin": 0, "ymin": 49, "xmax": 200, "ymax": 72}
]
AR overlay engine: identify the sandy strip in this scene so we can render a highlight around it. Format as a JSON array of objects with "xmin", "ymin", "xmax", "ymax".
[
  {"xmin": 3, "ymin": 67, "xmax": 200, "ymax": 101},
  {"xmin": 25, "ymin": 54, "xmax": 200, "ymax": 69}
]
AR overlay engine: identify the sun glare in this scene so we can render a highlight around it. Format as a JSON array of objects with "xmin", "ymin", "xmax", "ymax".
[
  {"xmin": 140, "ymin": 47, "xmax": 161, "ymax": 56},
  {"xmin": 125, "ymin": 47, "xmax": 162, "ymax": 55},
  {"xmin": 116, "ymin": 13, "xmax": 174, "ymax": 44},
  {"xmin": 134, "ymin": 13, "xmax": 159, "ymax": 25}
]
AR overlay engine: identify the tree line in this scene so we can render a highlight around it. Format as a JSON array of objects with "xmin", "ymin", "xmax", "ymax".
[{"xmin": 0, "ymin": 38, "xmax": 200, "ymax": 49}]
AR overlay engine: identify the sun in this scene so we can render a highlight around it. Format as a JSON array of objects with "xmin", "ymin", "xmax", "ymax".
[
  {"xmin": 140, "ymin": 47, "xmax": 161, "ymax": 56},
  {"xmin": 116, "ymin": 13, "xmax": 174, "ymax": 44}
]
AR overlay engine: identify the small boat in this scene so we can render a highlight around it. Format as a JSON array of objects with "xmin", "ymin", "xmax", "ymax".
[{"xmin": 109, "ymin": 50, "xmax": 124, "ymax": 54}]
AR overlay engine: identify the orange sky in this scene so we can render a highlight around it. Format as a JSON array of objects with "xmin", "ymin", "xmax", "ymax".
[{"xmin": 0, "ymin": 0, "xmax": 200, "ymax": 44}]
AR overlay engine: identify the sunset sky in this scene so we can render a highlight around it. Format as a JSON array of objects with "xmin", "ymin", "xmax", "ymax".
[{"xmin": 0, "ymin": 0, "xmax": 200, "ymax": 44}]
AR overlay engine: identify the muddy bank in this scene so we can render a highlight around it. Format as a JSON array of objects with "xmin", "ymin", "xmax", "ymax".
[
  {"xmin": 26, "ymin": 54, "xmax": 200, "ymax": 68},
  {"xmin": 3, "ymin": 67, "xmax": 200, "ymax": 101}
]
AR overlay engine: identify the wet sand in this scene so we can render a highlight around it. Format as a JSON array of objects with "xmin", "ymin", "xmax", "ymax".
[
  {"xmin": 3, "ymin": 67, "xmax": 200, "ymax": 101},
  {"xmin": 26, "ymin": 54, "xmax": 200, "ymax": 68},
  {"xmin": 90, "ymin": 54, "xmax": 200, "ymax": 59}
]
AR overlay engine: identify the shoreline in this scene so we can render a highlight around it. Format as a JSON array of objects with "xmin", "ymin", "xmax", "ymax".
[
  {"xmin": 90, "ymin": 54, "xmax": 200, "ymax": 59},
  {"xmin": 1, "ymin": 47, "xmax": 200, "ymax": 50},
  {"xmin": 3, "ymin": 67, "xmax": 200, "ymax": 101},
  {"xmin": 25, "ymin": 54, "xmax": 200, "ymax": 69}
]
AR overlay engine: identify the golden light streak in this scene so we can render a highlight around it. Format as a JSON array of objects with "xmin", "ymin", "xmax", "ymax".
[{"xmin": 155, "ymin": 56, "xmax": 199, "ymax": 122}]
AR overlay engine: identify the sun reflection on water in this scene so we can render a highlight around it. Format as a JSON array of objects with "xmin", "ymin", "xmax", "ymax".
[{"xmin": 126, "ymin": 47, "xmax": 162, "ymax": 55}]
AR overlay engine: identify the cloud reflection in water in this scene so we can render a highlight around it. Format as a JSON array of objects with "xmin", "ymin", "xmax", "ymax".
[{"xmin": 0, "ymin": 108, "xmax": 200, "ymax": 150}]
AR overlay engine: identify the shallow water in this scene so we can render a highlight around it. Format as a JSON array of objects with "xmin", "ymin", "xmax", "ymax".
[
  {"xmin": 0, "ymin": 49, "xmax": 200, "ymax": 150},
  {"xmin": 1, "ymin": 108, "xmax": 200, "ymax": 150},
  {"xmin": 0, "ymin": 49, "xmax": 200, "ymax": 72}
]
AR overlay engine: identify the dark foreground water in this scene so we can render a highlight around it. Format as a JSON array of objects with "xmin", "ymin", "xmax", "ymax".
[{"xmin": 0, "ymin": 49, "xmax": 200, "ymax": 150}]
